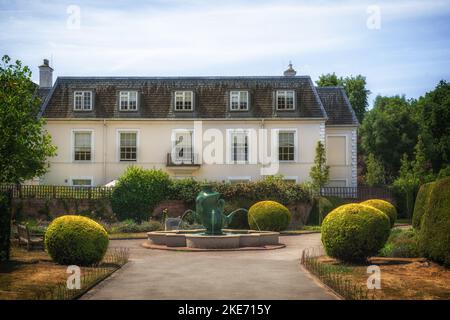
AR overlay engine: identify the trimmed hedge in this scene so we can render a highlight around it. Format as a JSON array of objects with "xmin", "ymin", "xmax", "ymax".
[
  {"xmin": 360, "ymin": 199, "xmax": 397, "ymax": 227},
  {"xmin": 418, "ymin": 177, "xmax": 450, "ymax": 266},
  {"xmin": 248, "ymin": 200, "xmax": 291, "ymax": 231},
  {"xmin": 321, "ymin": 204, "xmax": 391, "ymax": 262},
  {"xmin": 412, "ymin": 182, "xmax": 434, "ymax": 230},
  {"xmin": 111, "ymin": 166, "xmax": 171, "ymax": 222},
  {"xmin": 45, "ymin": 215, "xmax": 109, "ymax": 266},
  {"xmin": 379, "ymin": 228, "xmax": 420, "ymax": 258}
]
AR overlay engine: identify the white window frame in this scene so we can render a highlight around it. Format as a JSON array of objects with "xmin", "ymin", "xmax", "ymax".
[
  {"xmin": 174, "ymin": 91, "xmax": 194, "ymax": 111},
  {"xmin": 116, "ymin": 129, "xmax": 140, "ymax": 162},
  {"xmin": 70, "ymin": 176, "xmax": 94, "ymax": 187},
  {"xmin": 283, "ymin": 176, "xmax": 299, "ymax": 183},
  {"xmin": 230, "ymin": 91, "xmax": 249, "ymax": 111},
  {"xmin": 273, "ymin": 129, "xmax": 298, "ymax": 163},
  {"xmin": 71, "ymin": 129, "xmax": 94, "ymax": 162},
  {"xmin": 119, "ymin": 91, "xmax": 138, "ymax": 111},
  {"xmin": 276, "ymin": 90, "xmax": 295, "ymax": 110},
  {"xmin": 73, "ymin": 91, "xmax": 93, "ymax": 111},
  {"xmin": 327, "ymin": 179, "xmax": 349, "ymax": 187},
  {"xmin": 227, "ymin": 129, "xmax": 252, "ymax": 164},
  {"xmin": 325, "ymin": 134, "xmax": 349, "ymax": 166},
  {"xmin": 228, "ymin": 176, "xmax": 251, "ymax": 184},
  {"xmin": 171, "ymin": 129, "xmax": 195, "ymax": 164}
]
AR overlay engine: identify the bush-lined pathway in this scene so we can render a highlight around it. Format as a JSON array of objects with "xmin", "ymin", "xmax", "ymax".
[{"xmin": 81, "ymin": 234, "xmax": 337, "ymax": 300}]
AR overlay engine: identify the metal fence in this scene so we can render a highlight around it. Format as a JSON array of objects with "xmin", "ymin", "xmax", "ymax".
[
  {"xmin": 320, "ymin": 186, "xmax": 393, "ymax": 201},
  {"xmin": 0, "ymin": 184, "xmax": 113, "ymax": 199}
]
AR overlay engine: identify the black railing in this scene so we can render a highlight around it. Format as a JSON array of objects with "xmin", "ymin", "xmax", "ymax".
[
  {"xmin": 0, "ymin": 184, "xmax": 113, "ymax": 199},
  {"xmin": 166, "ymin": 152, "xmax": 201, "ymax": 167},
  {"xmin": 320, "ymin": 186, "xmax": 393, "ymax": 201}
]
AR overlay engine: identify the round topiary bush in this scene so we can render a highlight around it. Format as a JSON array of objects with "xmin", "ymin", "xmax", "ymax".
[
  {"xmin": 418, "ymin": 177, "xmax": 450, "ymax": 266},
  {"xmin": 248, "ymin": 200, "xmax": 291, "ymax": 231},
  {"xmin": 360, "ymin": 199, "xmax": 397, "ymax": 227},
  {"xmin": 45, "ymin": 215, "xmax": 109, "ymax": 266},
  {"xmin": 321, "ymin": 203, "xmax": 391, "ymax": 262},
  {"xmin": 412, "ymin": 182, "xmax": 434, "ymax": 230}
]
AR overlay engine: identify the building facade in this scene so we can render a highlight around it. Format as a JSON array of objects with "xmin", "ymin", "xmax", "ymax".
[{"xmin": 37, "ymin": 61, "xmax": 358, "ymax": 187}]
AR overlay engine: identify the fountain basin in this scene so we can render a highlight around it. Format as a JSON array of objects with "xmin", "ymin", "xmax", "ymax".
[{"xmin": 145, "ymin": 229, "xmax": 283, "ymax": 250}]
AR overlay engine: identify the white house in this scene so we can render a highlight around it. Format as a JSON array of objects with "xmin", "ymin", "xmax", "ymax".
[{"xmin": 36, "ymin": 61, "xmax": 358, "ymax": 187}]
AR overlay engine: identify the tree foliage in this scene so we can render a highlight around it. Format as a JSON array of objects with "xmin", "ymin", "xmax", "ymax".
[
  {"xmin": 309, "ymin": 141, "xmax": 330, "ymax": 191},
  {"xmin": 316, "ymin": 73, "xmax": 371, "ymax": 123},
  {"xmin": 364, "ymin": 153, "xmax": 386, "ymax": 186},
  {"xmin": 0, "ymin": 55, "xmax": 56, "ymax": 183},
  {"xmin": 360, "ymin": 95, "xmax": 418, "ymax": 180},
  {"xmin": 415, "ymin": 80, "xmax": 450, "ymax": 171}
]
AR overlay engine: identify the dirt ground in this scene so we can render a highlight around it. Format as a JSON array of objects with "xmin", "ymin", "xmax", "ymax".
[
  {"xmin": 0, "ymin": 246, "xmax": 114, "ymax": 300},
  {"xmin": 318, "ymin": 256, "xmax": 450, "ymax": 300}
]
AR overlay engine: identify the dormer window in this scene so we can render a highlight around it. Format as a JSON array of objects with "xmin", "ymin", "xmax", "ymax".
[
  {"xmin": 276, "ymin": 90, "xmax": 295, "ymax": 110},
  {"xmin": 174, "ymin": 91, "xmax": 193, "ymax": 111},
  {"xmin": 74, "ymin": 91, "xmax": 92, "ymax": 111},
  {"xmin": 119, "ymin": 91, "xmax": 138, "ymax": 111},
  {"xmin": 230, "ymin": 91, "xmax": 249, "ymax": 111}
]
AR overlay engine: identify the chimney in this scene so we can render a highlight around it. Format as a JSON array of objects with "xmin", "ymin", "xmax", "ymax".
[
  {"xmin": 283, "ymin": 62, "xmax": 297, "ymax": 77},
  {"xmin": 39, "ymin": 59, "xmax": 53, "ymax": 88}
]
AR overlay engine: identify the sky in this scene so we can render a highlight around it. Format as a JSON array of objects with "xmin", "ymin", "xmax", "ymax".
[{"xmin": 1, "ymin": 0, "xmax": 450, "ymax": 106}]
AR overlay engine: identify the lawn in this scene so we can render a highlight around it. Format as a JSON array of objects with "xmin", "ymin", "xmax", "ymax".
[{"xmin": 0, "ymin": 246, "xmax": 128, "ymax": 300}]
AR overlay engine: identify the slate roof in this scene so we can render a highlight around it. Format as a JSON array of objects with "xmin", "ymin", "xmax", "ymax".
[
  {"xmin": 316, "ymin": 87, "xmax": 359, "ymax": 126},
  {"xmin": 38, "ymin": 76, "xmax": 357, "ymax": 125}
]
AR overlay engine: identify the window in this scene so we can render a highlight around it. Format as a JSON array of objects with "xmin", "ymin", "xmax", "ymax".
[
  {"xmin": 276, "ymin": 90, "xmax": 295, "ymax": 110},
  {"xmin": 230, "ymin": 91, "xmax": 249, "ymax": 111},
  {"xmin": 119, "ymin": 131, "xmax": 137, "ymax": 161},
  {"xmin": 119, "ymin": 91, "xmax": 138, "ymax": 111},
  {"xmin": 71, "ymin": 178, "xmax": 92, "ymax": 187},
  {"xmin": 326, "ymin": 135, "xmax": 347, "ymax": 165},
  {"xmin": 231, "ymin": 131, "xmax": 249, "ymax": 163},
  {"xmin": 74, "ymin": 91, "xmax": 92, "ymax": 110},
  {"xmin": 228, "ymin": 177, "xmax": 251, "ymax": 184},
  {"xmin": 174, "ymin": 91, "xmax": 193, "ymax": 111},
  {"xmin": 173, "ymin": 130, "xmax": 194, "ymax": 163},
  {"xmin": 283, "ymin": 176, "xmax": 298, "ymax": 184},
  {"xmin": 73, "ymin": 131, "xmax": 92, "ymax": 161},
  {"xmin": 278, "ymin": 131, "xmax": 295, "ymax": 161}
]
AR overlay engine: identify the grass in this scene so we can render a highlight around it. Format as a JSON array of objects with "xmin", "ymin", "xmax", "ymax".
[
  {"xmin": 395, "ymin": 218, "xmax": 412, "ymax": 225},
  {"xmin": 0, "ymin": 245, "xmax": 128, "ymax": 300}
]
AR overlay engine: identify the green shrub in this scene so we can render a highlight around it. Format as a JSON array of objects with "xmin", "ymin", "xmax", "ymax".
[
  {"xmin": 418, "ymin": 177, "xmax": 450, "ymax": 266},
  {"xmin": 167, "ymin": 178, "xmax": 202, "ymax": 205},
  {"xmin": 412, "ymin": 182, "xmax": 434, "ymax": 230},
  {"xmin": 248, "ymin": 200, "xmax": 291, "ymax": 231},
  {"xmin": 321, "ymin": 204, "xmax": 391, "ymax": 262},
  {"xmin": 45, "ymin": 215, "xmax": 109, "ymax": 266},
  {"xmin": 308, "ymin": 196, "xmax": 349, "ymax": 226},
  {"xmin": 107, "ymin": 219, "xmax": 163, "ymax": 234},
  {"xmin": 111, "ymin": 166, "xmax": 171, "ymax": 222},
  {"xmin": 360, "ymin": 199, "xmax": 397, "ymax": 227},
  {"xmin": 379, "ymin": 228, "xmax": 420, "ymax": 258}
]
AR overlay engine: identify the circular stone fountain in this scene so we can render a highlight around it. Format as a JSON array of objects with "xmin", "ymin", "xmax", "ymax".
[{"xmin": 143, "ymin": 186, "xmax": 284, "ymax": 251}]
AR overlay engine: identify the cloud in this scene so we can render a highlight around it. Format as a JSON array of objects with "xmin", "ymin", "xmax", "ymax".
[{"xmin": 0, "ymin": 0, "xmax": 449, "ymax": 102}]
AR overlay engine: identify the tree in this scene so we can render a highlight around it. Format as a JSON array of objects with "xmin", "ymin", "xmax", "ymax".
[
  {"xmin": 316, "ymin": 73, "xmax": 371, "ymax": 123},
  {"xmin": 364, "ymin": 153, "xmax": 386, "ymax": 186},
  {"xmin": 0, "ymin": 55, "xmax": 56, "ymax": 183},
  {"xmin": 415, "ymin": 80, "xmax": 450, "ymax": 172},
  {"xmin": 392, "ymin": 154, "xmax": 419, "ymax": 218},
  {"xmin": 360, "ymin": 95, "xmax": 419, "ymax": 181},
  {"xmin": 411, "ymin": 135, "xmax": 432, "ymax": 183},
  {"xmin": 310, "ymin": 141, "xmax": 330, "ymax": 192}
]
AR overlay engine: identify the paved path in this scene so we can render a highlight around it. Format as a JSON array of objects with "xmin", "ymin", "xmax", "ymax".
[{"xmin": 81, "ymin": 233, "xmax": 336, "ymax": 300}]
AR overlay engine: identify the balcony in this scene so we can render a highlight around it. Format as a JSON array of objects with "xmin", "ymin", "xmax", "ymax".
[{"xmin": 166, "ymin": 152, "xmax": 201, "ymax": 173}]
